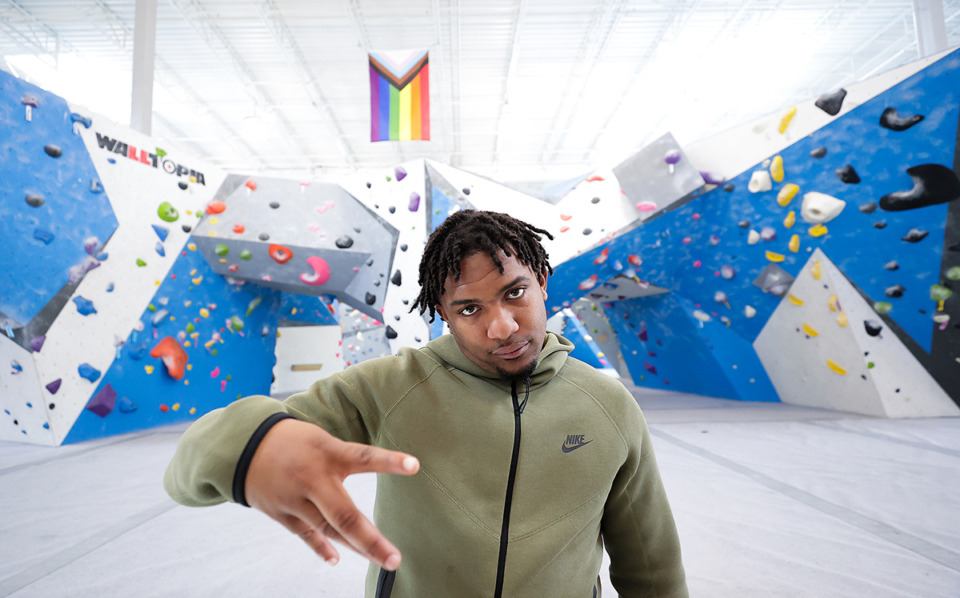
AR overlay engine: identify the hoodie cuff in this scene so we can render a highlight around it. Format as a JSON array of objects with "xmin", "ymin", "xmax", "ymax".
[{"xmin": 233, "ymin": 412, "xmax": 297, "ymax": 506}]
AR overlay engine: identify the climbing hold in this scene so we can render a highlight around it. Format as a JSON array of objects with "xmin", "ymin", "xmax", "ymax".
[
  {"xmin": 802, "ymin": 323, "xmax": 819, "ymax": 337},
  {"xmin": 72, "ymin": 296, "xmax": 97, "ymax": 316},
  {"xmin": 930, "ymin": 284, "xmax": 953, "ymax": 304},
  {"xmin": 836, "ymin": 311, "xmax": 848, "ymax": 327},
  {"xmin": 738, "ymin": 220, "xmax": 750, "ymax": 229},
  {"xmin": 635, "ymin": 201, "xmax": 658, "ymax": 212},
  {"xmin": 118, "ymin": 396, "xmax": 137, "ymax": 413},
  {"xmin": 864, "ymin": 320, "xmax": 883, "ymax": 336},
  {"xmin": 46, "ymin": 378, "xmax": 62, "ymax": 394},
  {"xmin": 801, "ymin": 192, "xmax": 846, "ymax": 223},
  {"xmin": 748, "ymin": 230, "xmax": 761, "ymax": 245},
  {"xmin": 812, "ymin": 261, "xmax": 822, "ymax": 280},
  {"xmin": 777, "ymin": 184, "xmax": 799, "ymax": 207},
  {"xmin": 85, "ymin": 384, "xmax": 118, "ymax": 417},
  {"xmin": 583, "ymin": 228, "xmax": 593, "ymax": 236},
  {"xmin": 748, "ymin": 171, "xmax": 772, "ymax": 193},
  {"xmin": 150, "ymin": 337, "xmax": 188, "ymax": 380},
  {"xmin": 400, "ymin": 244, "xmax": 408, "ymax": 252},
  {"xmin": 229, "ymin": 316, "xmax": 244, "ymax": 331},
  {"xmin": 779, "ymin": 106, "xmax": 797, "ymax": 133},
  {"xmin": 788, "ymin": 294, "xmax": 804, "ymax": 306},
  {"xmin": 30, "ymin": 335, "xmax": 46, "ymax": 352},
  {"xmin": 33, "ymin": 229, "xmax": 54, "ymax": 244},
  {"xmin": 826, "ymin": 360, "xmax": 846, "ymax": 375},
  {"xmin": 884, "ymin": 260, "xmax": 899, "ymax": 271},
  {"xmin": 664, "ymin": 150, "xmax": 681, "ymax": 173},
  {"xmin": 395, "ymin": 166, "xmax": 407, "ymax": 181},
  {"xmin": 810, "ymin": 147, "xmax": 827, "ymax": 159},
  {"xmin": 788, "ymin": 234, "xmax": 800, "ymax": 253},
  {"xmin": 714, "ymin": 291, "xmax": 730, "ymax": 308},
  {"xmin": 44, "ymin": 144, "xmax": 62, "ymax": 158},
  {"xmin": 21, "ymin": 94, "xmax": 38, "ymax": 120},
  {"xmin": 335, "ymin": 235, "xmax": 354, "ymax": 249},
  {"xmin": 874, "ymin": 301, "xmax": 893, "ymax": 314},
  {"xmin": 946, "ymin": 266, "xmax": 960, "ymax": 281},
  {"xmin": 78, "ymin": 363, "xmax": 102, "ymax": 382},
  {"xmin": 809, "ymin": 224, "xmax": 828, "ymax": 237},
  {"xmin": 233, "ymin": 223, "xmax": 245, "ymax": 234},
  {"xmin": 258, "ymin": 233, "xmax": 270, "ymax": 241},
  {"xmin": 720, "ymin": 265, "xmax": 736, "ymax": 280},
  {"xmin": 155, "ymin": 242, "xmax": 165, "ymax": 257},
  {"xmin": 245, "ymin": 297, "xmax": 262, "ymax": 317},
  {"xmin": 770, "ymin": 156, "xmax": 784, "ymax": 183},
  {"xmin": 643, "ymin": 362, "xmax": 658, "ymax": 375},
  {"xmin": 391, "ymin": 270, "xmax": 402, "ymax": 286},
  {"xmin": 151, "ymin": 224, "xmax": 169, "ymax": 241},
  {"xmin": 628, "ymin": 255, "xmax": 642, "ymax": 267},
  {"xmin": 365, "ymin": 292, "xmax": 377, "ymax": 305},
  {"xmin": 84, "ymin": 237, "xmax": 100, "ymax": 255},
  {"xmin": 268, "ymin": 244, "xmax": 293, "ymax": 264},
  {"xmin": 214, "ymin": 244, "xmax": 229, "ymax": 257},
  {"xmin": 879, "ymin": 107, "xmax": 924, "ymax": 131},
  {"xmin": 901, "ymin": 229, "xmax": 928, "ymax": 243},
  {"xmin": 744, "ymin": 305, "xmax": 756, "ymax": 318},
  {"xmin": 25, "ymin": 193, "xmax": 44, "ymax": 207},
  {"xmin": 879, "ymin": 164, "xmax": 960, "ymax": 211},
  {"xmin": 783, "ymin": 211, "xmax": 796, "ymax": 229},
  {"xmin": 724, "ymin": 183, "xmax": 735, "ymax": 192},
  {"xmin": 828, "ymin": 294, "xmax": 839, "ymax": 312},
  {"xmin": 245, "ymin": 179, "xmax": 257, "ymax": 191},
  {"xmin": 300, "ymin": 256, "xmax": 331, "ymax": 286},
  {"xmin": 594, "ymin": 248, "xmax": 609, "ymax": 265},
  {"xmin": 874, "ymin": 221, "xmax": 887, "ymax": 229},
  {"xmin": 885, "ymin": 285, "xmax": 905, "ymax": 298},
  {"xmin": 760, "ymin": 227, "xmax": 777, "ymax": 241},
  {"xmin": 578, "ymin": 275, "xmax": 599, "ymax": 291},
  {"xmin": 409, "ymin": 192, "xmax": 421, "ymax": 212},
  {"xmin": 815, "ymin": 88, "xmax": 847, "ymax": 116},
  {"xmin": 158, "ymin": 202, "xmax": 179, "ymax": 222},
  {"xmin": 692, "ymin": 310, "xmax": 711, "ymax": 322},
  {"xmin": 836, "ymin": 165, "xmax": 861, "ymax": 184},
  {"xmin": 178, "ymin": 181, "xmax": 188, "ymax": 191}
]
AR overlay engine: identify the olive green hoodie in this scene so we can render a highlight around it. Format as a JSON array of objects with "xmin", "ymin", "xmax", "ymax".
[{"xmin": 164, "ymin": 332, "xmax": 687, "ymax": 597}]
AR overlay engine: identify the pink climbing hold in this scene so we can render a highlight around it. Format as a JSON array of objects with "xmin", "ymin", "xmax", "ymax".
[
  {"xmin": 220, "ymin": 380, "xmax": 228, "ymax": 392},
  {"xmin": 635, "ymin": 201, "xmax": 658, "ymax": 212},
  {"xmin": 300, "ymin": 256, "xmax": 331, "ymax": 286},
  {"xmin": 211, "ymin": 366, "xmax": 220, "ymax": 378}
]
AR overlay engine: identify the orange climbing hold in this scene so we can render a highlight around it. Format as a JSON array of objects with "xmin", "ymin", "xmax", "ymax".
[
  {"xmin": 206, "ymin": 200, "xmax": 226, "ymax": 214},
  {"xmin": 150, "ymin": 336, "xmax": 188, "ymax": 381}
]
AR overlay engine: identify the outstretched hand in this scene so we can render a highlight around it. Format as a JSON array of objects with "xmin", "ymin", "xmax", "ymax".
[{"xmin": 244, "ymin": 418, "xmax": 420, "ymax": 570}]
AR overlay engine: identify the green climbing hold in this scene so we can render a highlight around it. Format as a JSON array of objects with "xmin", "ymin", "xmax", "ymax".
[
  {"xmin": 946, "ymin": 266, "xmax": 960, "ymax": 281},
  {"xmin": 215, "ymin": 244, "xmax": 229, "ymax": 257},
  {"xmin": 158, "ymin": 202, "xmax": 179, "ymax": 222},
  {"xmin": 147, "ymin": 304, "xmax": 157, "ymax": 312},
  {"xmin": 873, "ymin": 302, "xmax": 893, "ymax": 314},
  {"xmin": 239, "ymin": 249, "xmax": 252, "ymax": 261},
  {"xmin": 930, "ymin": 285, "xmax": 953, "ymax": 302},
  {"xmin": 245, "ymin": 297, "xmax": 262, "ymax": 316},
  {"xmin": 186, "ymin": 322, "xmax": 195, "ymax": 333},
  {"xmin": 136, "ymin": 258, "xmax": 147, "ymax": 267},
  {"xmin": 867, "ymin": 362, "xmax": 875, "ymax": 369},
  {"xmin": 230, "ymin": 316, "xmax": 244, "ymax": 331}
]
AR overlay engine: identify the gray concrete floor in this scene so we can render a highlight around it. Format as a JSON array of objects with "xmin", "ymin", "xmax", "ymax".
[{"xmin": 2, "ymin": 386, "xmax": 959, "ymax": 597}]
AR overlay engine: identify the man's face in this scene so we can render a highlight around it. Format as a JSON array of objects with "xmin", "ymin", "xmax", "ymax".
[{"xmin": 435, "ymin": 250, "xmax": 548, "ymax": 381}]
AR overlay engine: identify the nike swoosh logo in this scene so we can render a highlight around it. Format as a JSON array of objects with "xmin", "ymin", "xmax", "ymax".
[{"xmin": 561, "ymin": 439, "xmax": 593, "ymax": 453}]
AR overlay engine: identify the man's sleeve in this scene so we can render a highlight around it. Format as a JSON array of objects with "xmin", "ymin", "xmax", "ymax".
[{"xmin": 601, "ymin": 403, "xmax": 688, "ymax": 597}]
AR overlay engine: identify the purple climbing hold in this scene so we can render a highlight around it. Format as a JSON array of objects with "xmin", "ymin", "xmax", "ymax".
[
  {"xmin": 78, "ymin": 363, "xmax": 102, "ymax": 382},
  {"xmin": 84, "ymin": 237, "xmax": 99, "ymax": 255},
  {"xmin": 638, "ymin": 329, "xmax": 649, "ymax": 342},
  {"xmin": 85, "ymin": 383, "xmax": 118, "ymax": 417},
  {"xmin": 700, "ymin": 171, "xmax": 725, "ymax": 185},
  {"xmin": 46, "ymin": 378, "xmax": 62, "ymax": 394},
  {"xmin": 408, "ymin": 191, "xmax": 421, "ymax": 212},
  {"xmin": 395, "ymin": 166, "xmax": 407, "ymax": 181},
  {"xmin": 30, "ymin": 335, "xmax": 46, "ymax": 352},
  {"xmin": 664, "ymin": 150, "xmax": 681, "ymax": 165},
  {"xmin": 643, "ymin": 362, "xmax": 658, "ymax": 375}
]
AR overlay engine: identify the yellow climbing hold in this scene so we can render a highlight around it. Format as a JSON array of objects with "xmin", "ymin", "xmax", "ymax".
[
  {"xmin": 802, "ymin": 323, "xmax": 819, "ymax": 337},
  {"xmin": 783, "ymin": 211, "xmax": 796, "ymax": 229},
  {"xmin": 788, "ymin": 293, "xmax": 804, "ymax": 306},
  {"xmin": 828, "ymin": 294, "xmax": 838, "ymax": 311},
  {"xmin": 200, "ymin": 307, "xmax": 210, "ymax": 318},
  {"xmin": 809, "ymin": 224, "xmax": 828, "ymax": 237},
  {"xmin": 187, "ymin": 243, "xmax": 197, "ymax": 251},
  {"xmin": 779, "ymin": 106, "xmax": 797, "ymax": 134},
  {"xmin": 172, "ymin": 403, "xmax": 181, "ymax": 411},
  {"xmin": 770, "ymin": 156, "xmax": 784, "ymax": 183},
  {"xmin": 189, "ymin": 407, "xmax": 197, "ymax": 415},
  {"xmin": 777, "ymin": 183, "xmax": 799, "ymax": 207},
  {"xmin": 766, "ymin": 250, "xmax": 785, "ymax": 262},
  {"xmin": 826, "ymin": 360, "xmax": 846, "ymax": 375},
  {"xmin": 836, "ymin": 310, "xmax": 848, "ymax": 327},
  {"xmin": 789, "ymin": 234, "xmax": 800, "ymax": 253},
  {"xmin": 209, "ymin": 218, "xmax": 219, "ymax": 225},
  {"xmin": 145, "ymin": 365, "xmax": 155, "ymax": 374},
  {"xmin": 812, "ymin": 260, "xmax": 822, "ymax": 280}
]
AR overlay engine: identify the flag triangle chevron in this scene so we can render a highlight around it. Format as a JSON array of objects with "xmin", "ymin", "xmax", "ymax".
[{"xmin": 369, "ymin": 50, "xmax": 429, "ymax": 90}]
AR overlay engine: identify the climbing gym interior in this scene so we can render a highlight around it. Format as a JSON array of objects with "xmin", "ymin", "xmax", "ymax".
[{"xmin": 2, "ymin": 2, "xmax": 959, "ymax": 596}]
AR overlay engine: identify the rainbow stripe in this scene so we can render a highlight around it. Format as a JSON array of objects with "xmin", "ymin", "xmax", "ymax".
[{"xmin": 369, "ymin": 50, "xmax": 430, "ymax": 142}]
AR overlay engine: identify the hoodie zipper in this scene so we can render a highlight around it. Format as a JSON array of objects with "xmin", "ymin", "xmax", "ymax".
[{"xmin": 494, "ymin": 378, "xmax": 530, "ymax": 598}]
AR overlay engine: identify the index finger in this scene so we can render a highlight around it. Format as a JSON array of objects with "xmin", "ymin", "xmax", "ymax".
[{"xmin": 312, "ymin": 482, "xmax": 404, "ymax": 570}]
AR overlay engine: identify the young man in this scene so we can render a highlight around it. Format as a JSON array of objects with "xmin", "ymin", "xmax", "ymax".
[{"xmin": 165, "ymin": 210, "xmax": 687, "ymax": 597}]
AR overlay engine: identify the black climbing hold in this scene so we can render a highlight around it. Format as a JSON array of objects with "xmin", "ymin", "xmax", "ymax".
[
  {"xmin": 738, "ymin": 220, "xmax": 750, "ymax": 229},
  {"xmin": 859, "ymin": 202, "xmax": 878, "ymax": 214},
  {"xmin": 335, "ymin": 235, "xmax": 354, "ymax": 249},
  {"xmin": 394, "ymin": 315, "xmax": 401, "ymax": 321},
  {"xmin": 182, "ymin": 224, "xmax": 192, "ymax": 233},
  {"xmin": 884, "ymin": 260, "xmax": 898, "ymax": 271},
  {"xmin": 385, "ymin": 325, "xmax": 398, "ymax": 339},
  {"xmin": 389, "ymin": 206, "xmax": 396, "ymax": 214},
  {"xmin": 353, "ymin": 227, "xmax": 361, "ymax": 233},
  {"xmin": 463, "ymin": 188, "xmax": 471, "ymax": 195},
  {"xmin": 591, "ymin": 197, "xmax": 600, "ymax": 204},
  {"xmin": 901, "ymin": 228, "xmax": 928, "ymax": 243},
  {"xmin": 810, "ymin": 147, "xmax": 827, "ymax": 159},
  {"xmin": 366, "ymin": 258, "xmax": 374, "ymax": 266},
  {"xmin": 25, "ymin": 194, "xmax": 44, "ymax": 207},
  {"xmin": 366, "ymin": 182, "xmax": 372, "ymax": 188},
  {"xmin": 724, "ymin": 183, "xmax": 735, "ymax": 192},
  {"xmin": 583, "ymin": 228, "xmax": 592, "ymax": 235},
  {"xmin": 374, "ymin": 280, "xmax": 381, "ymax": 287},
  {"xmin": 836, "ymin": 165, "xmax": 861, "ymax": 184},
  {"xmin": 814, "ymin": 88, "xmax": 847, "ymax": 116},
  {"xmin": 49, "ymin": 403, "xmax": 55, "ymax": 410},
  {"xmin": 414, "ymin": 336, "xmax": 422, "ymax": 343},
  {"xmin": 880, "ymin": 107, "xmax": 924, "ymax": 131},
  {"xmin": 44, "ymin": 144, "xmax": 62, "ymax": 158},
  {"xmin": 879, "ymin": 164, "xmax": 960, "ymax": 211},
  {"xmin": 269, "ymin": 201, "xmax": 280, "ymax": 209},
  {"xmin": 874, "ymin": 221, "xmax": 887, "ymax": 229},
  {"xmin": 884, "ymin": 285, "xmax": 905, "ymax": 298},
  {"xmin": 400, "ymin": 244, "xmax": 408, "ymax": 252},
  {"xmin": 365, "ymin": 292, "xmax": 376, "ymax": 305},
  {"xmin": 402, "ymin": 299, "xmax": 409, "ymax": 305},
  {"xmin": 864, "ymin": 320, "xmax": 883, "ymax": 336},
  {"xmin": 391, "ymin": 270, "xmax": 402, "ymax": 286},
  {"xmin": 259, "ymin": 233, "xmax": 270, "ymax": 241},
  {"xmin": 178, "ymin": 181, "xmax": 188, "ymax": 190}
]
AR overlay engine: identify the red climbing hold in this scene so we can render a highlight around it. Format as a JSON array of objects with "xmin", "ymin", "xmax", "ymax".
[
  {"xmin": 269, "ymin": 244, "xmax": 293, "ymax": 264},
  {"xmin": 245, "ymin": 179, "xmax": 257, "ymax": 191},
  {"xmin": 233, "ymin": 223, "xmax": 245, "ymax": 234},
  {"xmin": 149, "ymin": 336, "xmax": 188, "ymax": 381},
  {"xmin": 206, "ymin": 200, "xmax": 226, "ymax": 214}
]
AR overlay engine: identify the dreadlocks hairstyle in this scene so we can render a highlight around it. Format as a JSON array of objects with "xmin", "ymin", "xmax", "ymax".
[{"xmin": 410, "ymin": 210, "xmax": 554, "ymax": 323}]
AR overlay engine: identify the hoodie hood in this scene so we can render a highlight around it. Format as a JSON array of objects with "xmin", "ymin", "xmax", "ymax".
[{"xmin": 423, "ymin": 331, "xmax": 573, "ymax": 391}]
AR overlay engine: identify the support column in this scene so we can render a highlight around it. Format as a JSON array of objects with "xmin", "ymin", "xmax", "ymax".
[
  {"xmin": 130, "ymin": 0, "xmax": 158, "ymax": 135},
  {"xmin": 912, "ymin": 0, "xmax": 948, "ymax": 58}
]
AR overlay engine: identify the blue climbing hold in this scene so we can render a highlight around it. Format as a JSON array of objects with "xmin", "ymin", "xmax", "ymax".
[
  {"xmin": 72, "ymin": 296, "xmax": 97, "ymax": 316},
  {"xmin": 78, "ymin": 363, "xmax": 101, "ymax": 382},
  {"xmin": 152, "ymin": 224, "xmax": 169, "ymax": 241}
]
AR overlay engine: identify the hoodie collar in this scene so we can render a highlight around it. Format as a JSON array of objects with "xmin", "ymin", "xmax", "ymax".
[{"xmin": 425, "ymin": 331, "xmax": 573, "ymax": 391}]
